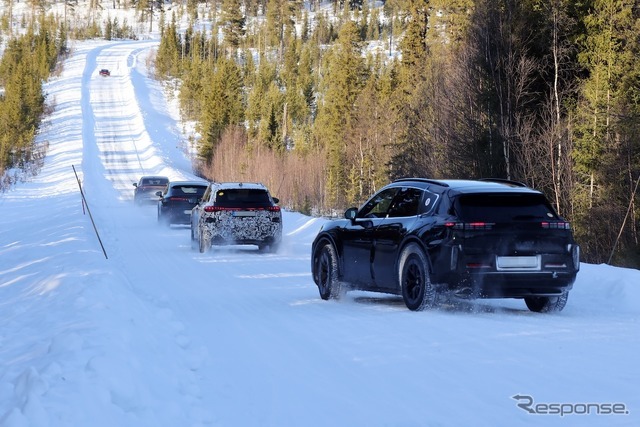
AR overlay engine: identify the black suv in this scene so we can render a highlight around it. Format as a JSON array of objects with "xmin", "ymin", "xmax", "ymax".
[
  {"xmin": 311, "ymin": 178, "xmax": 580, "ymax": 312},
  {"xmin": 157, "ymin": 180, "xmax": 208, "ymax": 225}
]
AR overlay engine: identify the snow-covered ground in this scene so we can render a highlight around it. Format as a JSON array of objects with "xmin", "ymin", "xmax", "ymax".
[{"xmin": 0, "ymin": 39, "xmax": 639, "ymax": 427}]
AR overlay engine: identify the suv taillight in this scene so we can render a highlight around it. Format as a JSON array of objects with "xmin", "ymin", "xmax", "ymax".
[
  {"xmin": 445, "ymin": 222, "xmax": 494, "ymax": 230},
  {"xmin": 541, "ymin": 221, "xmax": 571, "ymax": 230},
  {"xmin": 203, "ymin": 206, "xmax": 280, "ymax": 212},
  {"xmin": 204, "ymin": 206, "xmax": 229, "ymax": 212}
]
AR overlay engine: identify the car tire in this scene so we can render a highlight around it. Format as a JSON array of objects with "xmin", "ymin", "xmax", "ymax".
[
  {"xmin": 190, "ymin": 226, "xmax": 198, "ymax": 250},
  {"xmin": 199, "ymin": 229, "xmax": 210, "ymax": 253},
  {"xmin": 398, "ymin": 243, "xmax": 436, "ymax": 311},
  {"xmin": 524, "ymin": 292, "xmax": 569, "ymax": 313},
  {"xmin": 315, "ymin": 242, "xmax": 343, "ymax": 300},
  {"xmin": 259, "ymin": 242, "xmax": 279, "ymax": 254},
  {"xmin": 158, "ymin": 209, "xmax": 170, "ymax": 226}
]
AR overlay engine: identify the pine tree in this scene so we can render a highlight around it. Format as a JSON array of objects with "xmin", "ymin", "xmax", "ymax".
[
  {"xmin": 246, "ymin": 55, "xmax": 277, "ymax": 141},
  {"xmin": 179, "ymin": 55, "xmax": 206, "ymax": 120},
  {"xmin": 573, "ymin": 0, "xmax": 628, "ymax": 198},
  {"xmin": 0, "ymin": 23, "xmax": 58, "ymax": 171},
  {"xmin": 572, "ymin": 0, "xmax": 640, "ymax": 262},
  {"xmin": 221, "ymin": 0, "xmax": 246, "ymax": 52},
  {"xmin": 156, "ymin": 14, "xmax": 180, "ymax": 77},
  {"xmin": 280, "ymin": 40, "xmax": 306, "ymax": 144},
  {"xmin": 198, "ymin": 58, "xmax": 245, "ymax": 161},
  {"xmin": 265, "ymin": 0, "xmax": 300, "ymax": 60},
  {"xmin": 344, "ymin": 63, "xmax": 398, "ymax": 205},
  {"xmin": 104, "ymin": 16, "xmax": 113, "ymax": 39},
  {"xmin": 261, "ymin": 83, "xmax": 284, "ymax": 149},
  {"xmin": 427, "ymin": 0, "xmax": 473, "ymax": 46},
  {"xmin": 315, "ymin": 20, "xmax": 367, "ymax": 207}
]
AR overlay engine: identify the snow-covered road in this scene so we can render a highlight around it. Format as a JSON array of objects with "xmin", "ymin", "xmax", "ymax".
[{"xmin": 1, "ymin": 40, "xmax": 639, "ymax": 427}]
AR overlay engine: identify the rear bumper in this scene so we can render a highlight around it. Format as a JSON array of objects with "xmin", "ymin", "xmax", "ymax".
[
  {"xmin": 435, "ymin": 245, "xmax": 579, "ymax": 298},
  {"xmin": 201, "ymin": 212, "xmax": 283, "ymax": 246},
  {"xmin": 135, "ymin": 188, "xmax": 163, "ymax": 203},
  {"xmin": 444, "ymin": 271, "xmax": 576, "ymax": 298},
  {"xmin": 210, "ymin": 234, "xmax": 282, "ymax": 247},
  {"xmin": 203, "ymin": 224, "xmax": 282, "ymax": 246},
  {"xmin": 168, "ymin": 213, "xmax": 192, "ymax": 224},
  {"xmin": 162, "ymin": 204, "xmax": 196, "ymax": 224}
]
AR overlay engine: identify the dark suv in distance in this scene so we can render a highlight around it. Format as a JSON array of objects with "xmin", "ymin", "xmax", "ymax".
[
  {"xmin": 157, "ymin": 180, "xmax": 208, "ymax": 226},
  {"xmin": 191, "ymin": 182, "xmax": 282, "ymax": 253},
  {"xmin": 311, "ymin": 178, "xmax": 580, "ymax": 312}
]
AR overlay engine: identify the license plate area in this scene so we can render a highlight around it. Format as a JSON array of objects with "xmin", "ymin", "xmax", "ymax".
[
  {"xmin": 496, "ymin": 255, "xmax": 541, "ymax": 271},
  {"xmin": 233, "ymin": 211, "xmax": 257, "ymax": 217}
]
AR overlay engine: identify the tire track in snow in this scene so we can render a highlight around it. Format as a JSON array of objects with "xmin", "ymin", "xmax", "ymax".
[
  {"xmin": 81, "ymin": 40, "xmax": 188, "ymax": 202},
  {"xmin": 75, "ymin": 40, "xmax": 213, "ymax": 426}
]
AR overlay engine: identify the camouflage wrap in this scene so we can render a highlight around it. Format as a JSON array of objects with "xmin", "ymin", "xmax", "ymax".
[{"xmin": 200, "ymin": 210, "xmax": 282, "ymax": 245}]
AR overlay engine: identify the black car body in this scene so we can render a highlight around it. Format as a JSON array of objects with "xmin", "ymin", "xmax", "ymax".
[
  {"xmin": 157, "ymin": 181, "xmax": 208, "ymax": 225},
  {"xmin": 191, "ymin": 182, "xmax": 282, "ymax": 253},
  {"xmin": 133, "ymin": 176, "xmax": 169, "ymax": 205},
  {"xmin": 311, "ymin": 178, "xmax": 580, "ymax": 312}
]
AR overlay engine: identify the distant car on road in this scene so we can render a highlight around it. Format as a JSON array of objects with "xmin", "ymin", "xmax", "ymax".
[
  {"xmin": 191, "ymin": 182, "xmax": 282, "ymax": 253},
  {"xmin": 157, "ymin": 181, "xmax": 208, "ymax": 226},
  {"xmin": 311, "ymin": 178, "xmax": 580, "ymax": 312},
  {"xmin": 133, "ymin": 176, "xmax": 169, "ymax": 205},
  {"xmin": 99, "ymin": 69, "xmax": 110, "ymax": 76}
]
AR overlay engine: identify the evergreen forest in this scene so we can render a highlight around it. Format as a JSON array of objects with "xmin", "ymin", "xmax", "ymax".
[
  {"xmin": 0, "ymin": 15, "xmax": 67, "ymax": 187},
  {"xmin": 1, "ymin": 0, "xmax": 640, "ymax": 267}
]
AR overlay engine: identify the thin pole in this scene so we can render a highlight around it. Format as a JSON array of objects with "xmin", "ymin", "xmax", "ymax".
[
  {"xmin": 72, "ymin": 165, "xmax": 108, "ymax": 260},
  {"xmin": 608, "ymin": 174, "xmax": 640, "ymax": 265}
]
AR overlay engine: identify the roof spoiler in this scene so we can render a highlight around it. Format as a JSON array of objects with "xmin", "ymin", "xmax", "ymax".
[
  {"xmin": 478, "ymin": 178, "xmax": 527, "ymax": 187},
  {"xmin": 393, "ymin": 178, "xmax": 450, "ymax": 187}
]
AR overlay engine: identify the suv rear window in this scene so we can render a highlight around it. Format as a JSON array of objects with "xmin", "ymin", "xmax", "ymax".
[
  {"xmin": 215, "ymin": 189, "xmax": 272, "ymax": 207},
  {"xmin": 143, "ymin": 178, "xmax": 168, "ymax": 185},
  {"xmin": 455, "ymin": 193, "xmax": 557, "ymax": 222},
  {"xmin": 172, "ymin": 185, "xmax": 207, "ymax": 196}
]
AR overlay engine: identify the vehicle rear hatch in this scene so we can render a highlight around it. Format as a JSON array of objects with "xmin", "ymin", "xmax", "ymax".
[
  {"xmin": 168, "ymin": 185, "xmax": 207, "ymax": 210},
  {"xmin": 207, "ymin": 189, "xmax": 281, "ymax": 237},
  {"xmin": 448, "ymin": 193, "xmax": 577, "ymax": 270},
  {"xmin": 139, "ymin": 178, "xmax": 168, "ymax": 194}
]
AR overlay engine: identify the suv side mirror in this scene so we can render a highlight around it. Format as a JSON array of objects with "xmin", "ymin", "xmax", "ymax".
[
  {"xmin": 273, "ymin": 197, "xmax": 280, "ymax": 204},
  {"xmin": 345, "ymin": 207, "xmax": 373, "ymax": 229},
  {"xmin": 345, "ymin": 207, "xmax": 358, "ymax": 220},
  {"xmin": 133, "ymin": 183, "xmax": 138, "ymax": 187},
  {"xmin": 155, "ymin": 191, "xmax": 163, "ymax": 197}
]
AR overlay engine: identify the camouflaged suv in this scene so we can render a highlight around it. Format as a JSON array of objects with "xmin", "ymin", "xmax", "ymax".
[{"xmin": 191, "ymin": 182, "xmax": 282, "ymax": 253}]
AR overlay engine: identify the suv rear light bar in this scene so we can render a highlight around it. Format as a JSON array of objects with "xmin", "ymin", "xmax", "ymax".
[
  {"xmin": 541, "ymin": 221, "xmax": 571, "ymax": 230},
  {"xmin": 204, "ymin": 206, "xmax": 280, "ymax": 213},
  {"xmin": 205, "ymin": 206, "xmax": 234, "ymax": 212},
  {"xmin": 445, "ymin": 222, "xmax": 494, "ymax": 230},
  {"xmin": 445, "ymin": 221, "xmax": 571, "ymax": 230},
  {"xmin": 466, "ymin": 262, "xmax": 492, "ymax": 269}
]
